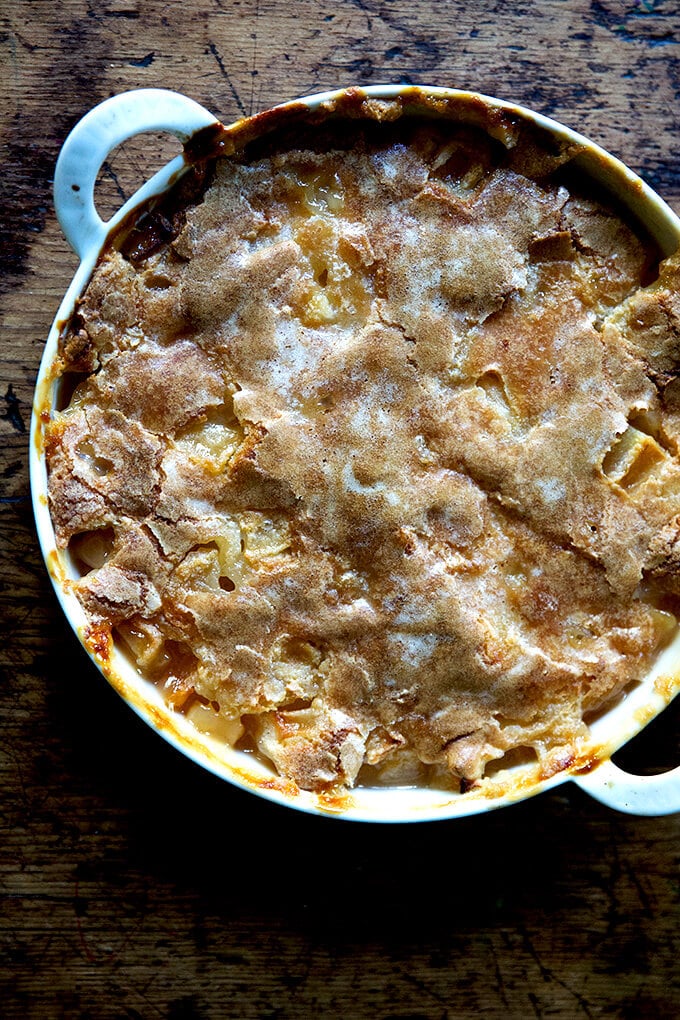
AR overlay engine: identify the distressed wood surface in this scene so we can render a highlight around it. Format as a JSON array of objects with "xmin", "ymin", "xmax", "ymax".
[{"xmin": 2, "ymin": 1, "xmax": 680, "ymax": 1017}]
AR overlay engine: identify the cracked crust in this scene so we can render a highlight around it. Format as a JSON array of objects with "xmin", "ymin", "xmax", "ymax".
[{"xmin": 46, "ymin": 101, "xmax": 680, "ymax": 793}]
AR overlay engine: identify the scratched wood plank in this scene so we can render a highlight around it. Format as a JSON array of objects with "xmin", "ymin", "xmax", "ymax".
[{"xmin": 2, "ymin": 1, "xmax": 680, "ymax": 1017}]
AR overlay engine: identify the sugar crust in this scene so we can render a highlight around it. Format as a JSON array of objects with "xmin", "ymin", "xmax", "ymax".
[{"xmin": 46, "ymin": 100, "xmax": 680, "ymax": 792}]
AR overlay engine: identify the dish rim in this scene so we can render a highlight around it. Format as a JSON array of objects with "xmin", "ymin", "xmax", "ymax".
[{"xmin": 30, "ymin": 83, "xmax": 680, "ymax": 821}]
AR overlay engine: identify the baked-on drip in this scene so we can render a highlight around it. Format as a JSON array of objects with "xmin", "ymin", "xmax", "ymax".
[{"xmin": 46, "ymin": 97, "xmax": 680, "ymax": 793}]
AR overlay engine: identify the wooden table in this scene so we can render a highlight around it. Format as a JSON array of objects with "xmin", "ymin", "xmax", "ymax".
[{"xmin": 2, "ymin": 2, "xmax": 679, "ymax": 1016}]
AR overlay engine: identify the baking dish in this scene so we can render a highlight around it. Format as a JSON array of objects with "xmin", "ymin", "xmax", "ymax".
[{"xmin": 31, "ymin": 85, "xmax": 680, "ymax": 821}]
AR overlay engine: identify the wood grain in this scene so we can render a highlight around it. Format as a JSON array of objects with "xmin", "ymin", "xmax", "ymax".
[{"xmin": 2, "ymin": 1, "xmax": 680, "ymax": 1017}]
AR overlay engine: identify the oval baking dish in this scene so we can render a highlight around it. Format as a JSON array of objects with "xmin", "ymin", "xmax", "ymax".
[{"xmin": 31, "ymin": 86, "xmax": 680, "ymax": 821}]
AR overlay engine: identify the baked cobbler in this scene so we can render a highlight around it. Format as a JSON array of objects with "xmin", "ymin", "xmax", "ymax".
[{"xmin": 46, "ymin": 95, "xmax": 680, "ymax": 793}]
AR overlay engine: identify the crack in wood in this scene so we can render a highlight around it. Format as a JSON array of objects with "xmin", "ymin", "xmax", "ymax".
[
  {"xmin": 208, "ymin": 40, "xmax": 247, "ymax": 118},
  {"xmin": 1, "ymin": 385, "xmax": 26, "ymax": 434}
]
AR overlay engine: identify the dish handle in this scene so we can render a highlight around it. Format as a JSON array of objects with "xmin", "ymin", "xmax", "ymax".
[
  {"xmin": 53, "ymin": 88, "xmax": 219, "ymax": 261},
  {"xmin": 573, "ymin": 758, "xmax": 680, "ymax": 816}
]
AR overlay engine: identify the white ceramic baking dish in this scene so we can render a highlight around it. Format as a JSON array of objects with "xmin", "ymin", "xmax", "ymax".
[{"xmin": 31, "ymin": 86, "xmax": 680, "ymax": 821}]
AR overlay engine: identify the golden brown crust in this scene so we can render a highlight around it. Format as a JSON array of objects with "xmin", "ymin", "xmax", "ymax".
[{"xmin": 46, "ymin": 103, "xmax": 680, "ymax": 792}]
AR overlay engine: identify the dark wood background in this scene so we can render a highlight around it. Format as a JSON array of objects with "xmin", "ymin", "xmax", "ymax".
[{"xmin": 2, "ymin": 1, "xmax": 680, "ymax": 1017}]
